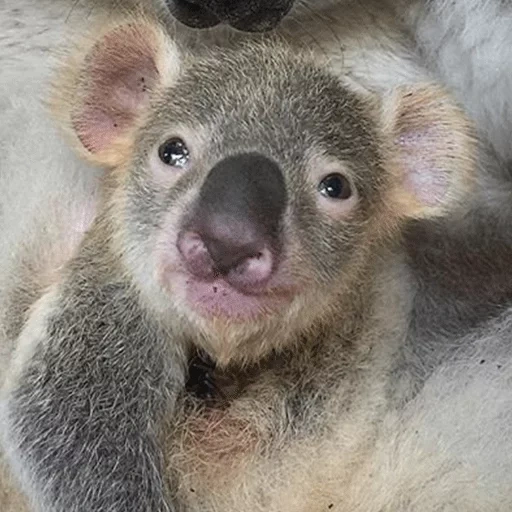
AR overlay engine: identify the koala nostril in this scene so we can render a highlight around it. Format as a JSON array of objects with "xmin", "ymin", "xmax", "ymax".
[
  {"xmin": 177, "ymin": 231, "xmax": 215, "ymax": 279},
  {"xmin": 228, "ymin": 247, "xmax": 274, "ymax": 288}
]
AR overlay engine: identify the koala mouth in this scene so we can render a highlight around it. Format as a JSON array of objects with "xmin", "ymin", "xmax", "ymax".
[
  {"xmin": 175, "ymin": 230, "xmax": 296, "ymax": 321},
  {"xmin": 182, "ymin": 275, "xmax": 294, "ymax": 321}
]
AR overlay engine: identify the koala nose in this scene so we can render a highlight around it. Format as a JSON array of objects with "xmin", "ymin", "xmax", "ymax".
[
  {"xmin": 178, "ymin": 153, "xmax": 286, "ymax": 289},
  {"xmin": 166, "ymin": 0, "xmax": 293, "ymax": 31},
  {"xmin": 165, "ymin": 0, "xmax": 220, "ymax": 29}
]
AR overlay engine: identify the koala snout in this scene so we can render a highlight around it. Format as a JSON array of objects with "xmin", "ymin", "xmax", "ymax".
[
  {"xmin": 166, "ymin": 0, "xmax": 293, "ymax": 31},
  {"xmin": 177, "ymin": 231, "xmax": 275, "ymax": 289},
  {"xmin": 177, "ymin": 153, "xmax": 286, "ymax": 291}
]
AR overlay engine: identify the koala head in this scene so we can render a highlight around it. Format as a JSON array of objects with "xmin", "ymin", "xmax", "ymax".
[{"xmin": 54, "ymin": 19, "xmax": 475, "ymax": 365}]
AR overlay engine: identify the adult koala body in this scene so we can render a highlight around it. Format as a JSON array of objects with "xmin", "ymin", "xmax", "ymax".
[
  {"xmin": 170, "ymin": 0, "xmax": 512, "ymax": 164},
  {"xmin": 3, "ymin": 13, "xmax": 512, "ymax": 512}
]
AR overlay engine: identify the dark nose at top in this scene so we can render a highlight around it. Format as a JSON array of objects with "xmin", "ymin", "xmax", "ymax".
[
  {"xmin": 180, "ymin": 152, "xmax": 287, "ymax": 279},
  {"xmin": 166, "ymin": 0, "xmax": 293, "ymax": 31}
]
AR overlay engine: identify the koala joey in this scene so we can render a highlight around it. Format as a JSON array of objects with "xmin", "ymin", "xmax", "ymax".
[{"xmin": 6, "ymin": 14, "xmax": 512, "ymax": 512}]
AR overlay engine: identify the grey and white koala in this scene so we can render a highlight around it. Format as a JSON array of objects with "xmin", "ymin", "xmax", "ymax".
[
  {"xmin": 166, "ymin": 0, "xmax": 512, "ymax": 167},
  {"xmin": 3, "ymin": 1, "xmax": 512, "ymax": 325},
  {"xmin": 3, "ymin": 14, "xmax": 512, "ymax": 512}
]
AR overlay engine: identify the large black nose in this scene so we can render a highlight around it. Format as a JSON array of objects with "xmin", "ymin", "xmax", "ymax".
[
  {"xmin": 165, "ymin": 0, "xmax": 293, "ymax": 31},
  {"xmin": 178, "ymin": 153, "xmax": 287, "ymax": 284}
]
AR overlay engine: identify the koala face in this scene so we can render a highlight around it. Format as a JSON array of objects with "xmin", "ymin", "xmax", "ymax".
[
  {"xmin": 59, "ymin": 21, "xmax": 475, "ymax": 364},
  {"xmin": 119, "ymin": 45, "xmax": 391, "ymax": 361}
]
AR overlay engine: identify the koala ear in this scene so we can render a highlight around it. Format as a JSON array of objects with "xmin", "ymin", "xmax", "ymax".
[
  {"xmin": 381, "ymin": 85, "xmax": 477, "ymax": 219},
  {"xmin": 52, "ymin": 20, "xmax": 181, "ymax": 167}
]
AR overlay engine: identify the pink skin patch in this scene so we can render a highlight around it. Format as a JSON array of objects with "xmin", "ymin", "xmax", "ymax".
[
  {"xmin": 73, "ymin": 24, "xmax": 160, "ymax": 154},
  {"xmin": 396, "ymin": 129, "xmax": 448, "ymax": 207},
  {"xmin": 183, "ymin": 275, "xmax": 293, "ymax": 321},
  {"xmin": 156, "ymin": 217, "xmax": 297, "ymax": 322}
]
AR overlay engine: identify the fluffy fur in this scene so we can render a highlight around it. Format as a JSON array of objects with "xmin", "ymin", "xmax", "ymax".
[
  {"xmin": 141, "ymin": 0, "xmax": 512, "ymax": 164},
  {"xmin": 291, "ymin": 0, "xmax": 512, "ymax": 165},
  {"xmin": 2, "ymin": 1, "xmax": 512, "ymax": 511},
  {"xmin": 5, "ymin": 12, "xmax": 512, "ymax": 512}
]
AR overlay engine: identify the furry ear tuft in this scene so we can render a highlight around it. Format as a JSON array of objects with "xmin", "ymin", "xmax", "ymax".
[
  {"xmin": 51, "ymin": 19, "xmax": 181, "ymax": 168},
  {"xmin": 382, "ymin": 85, "xmax": 477, "ymax": 219}
]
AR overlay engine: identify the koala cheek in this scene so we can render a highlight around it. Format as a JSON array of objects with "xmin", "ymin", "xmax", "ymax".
[
  {"xmin": 317, "ymin": 192, "xmax": 359, "ymax": 220},
  {"xmin": 147, "ymin": 146, "xmax": 189, "ymax": 189},
  {"xmin": 153, "ymin": 209, "xmax": 183, "ymax": 289},
  {"xmin": 307, "ymin": 157, "xmax": 359, "ymax": 221}
]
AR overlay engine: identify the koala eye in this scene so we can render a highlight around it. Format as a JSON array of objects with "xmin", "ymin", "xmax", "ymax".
[
  {"xmin": 318, "ymin": 173, "xmax": 352, "ymax": 200},
  {"xmin": 158, "ymin": 137, "xmax": 190, "ymax": 168}
]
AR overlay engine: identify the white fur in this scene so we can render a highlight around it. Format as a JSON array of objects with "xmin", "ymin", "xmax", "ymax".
[
  {"xmin": 0, "ymin": 0, "xmax": 103, "ymax": 374},
  {"xmin": 405, "ymin": 0, "xmax": 512, "ymax": 162}
]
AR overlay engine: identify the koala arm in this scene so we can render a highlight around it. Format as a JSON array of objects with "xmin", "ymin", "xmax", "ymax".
[{"xmin": 1, "ymin": 257, "xmax": 182, "ymax": 512}]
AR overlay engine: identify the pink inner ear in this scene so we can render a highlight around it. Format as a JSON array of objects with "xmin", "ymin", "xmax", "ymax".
[
  {"xmin": 73, "ymin": 24, "xmax": 160, "ymax": 154},
  {"xmin": 397, "ymin": 128, "xmax": 449, "ymax": 208}
]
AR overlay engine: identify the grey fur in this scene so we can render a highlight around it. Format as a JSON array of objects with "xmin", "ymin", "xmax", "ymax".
[{"xmin": 6, "ymin": 249, "xmax": 181, "ymax": 512}]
